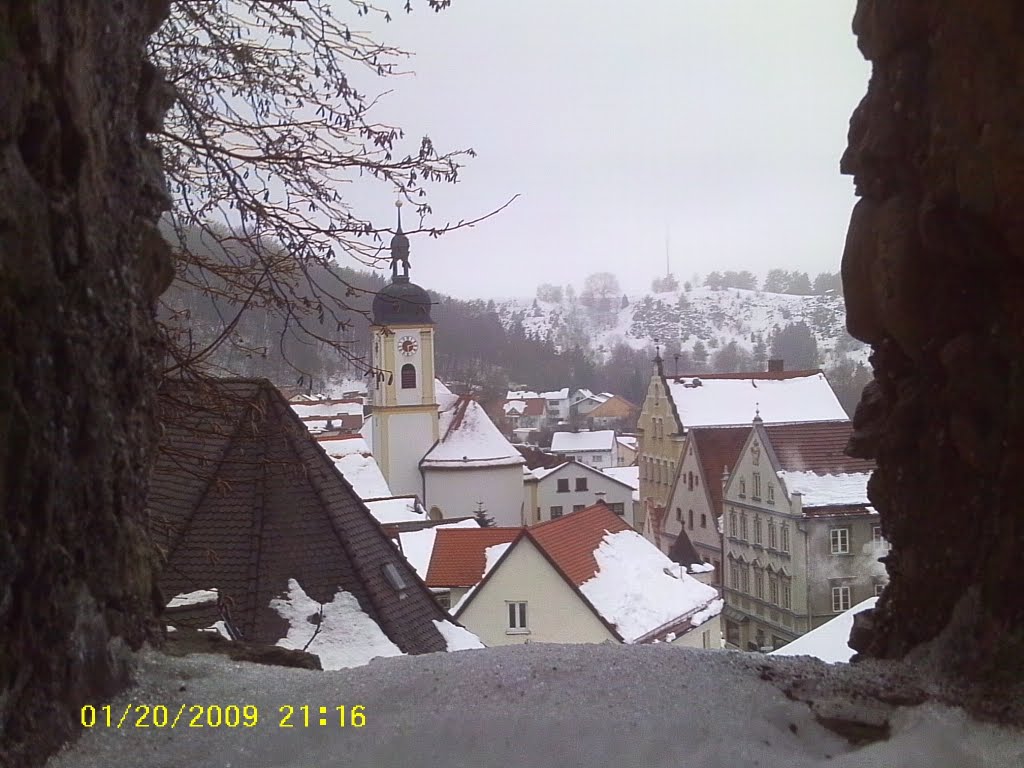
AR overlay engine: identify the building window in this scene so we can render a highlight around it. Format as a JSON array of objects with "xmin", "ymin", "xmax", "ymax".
[
  {"xmin": 874, "ymin": 583, "xmax": 885, "ymax": 596},
  {"xmin": 575, "ymin": 477, "xmax": 588, "ymax": 491},
  {"xmin": 752, "ymin": 472, "xmax": 761, "ymax": 499},
  {"xmin": 740, "ymin": 564, "xmax": 750, "ymax": 593},
  {"xmin": 753, "ymin": 516, "xmax": 762, "ymax": 545},
  {"xmin": 767, "ymin": 484, "xmax": 775, "ymax": 504},
  {"xmin": 872, "ymin": 524, "xmax": 883, "ymax": 543},
  {"xmin": 400, "ymin": 363, "xmax": 416, "ymax": 389},
  {"xmin": 610, "ymin": 502, "xmax": 625, "ymax": 516},
  {"xmin": 688, "ymin": 471, "xmax": 694, "ymax": 491},
  {"xmin": 739, "ymin": 478, "xmax": 746, "ymax": 497},
  {"xmin": 729, "ymin": 510, "xmax": 737, "ymax": 537},
  {"xmin": 740, "ymin": 513, "xmax": 748, "ymax": 541},
  {"xmin": 830, "ymin": 528, "xmax": 851, "ymax": 555},
  {"xmin": 769, "ymin": 575, "xmax": 779, "ymax": 605},
  {"xmin": 781, "ymin": 525, "xmax": 790, "ymax": 553},
  {"xmin": 700, "ymin": 513, "xmax": 707, "ymax": 528},
  {"xmin": 556, "ymin": 478, "xmax": 569, "ymax": 493},
  {"xmin": 688, "ymin": 509, "xmax": 694, "ymax": 529},
  {"xmin": 695, "ymin": 475, "xmax": 699, "ymax": 487},
  {"xmin": 435, "ymin": 591, "xmax": 451, "ymax": 610},
  {"xmin": 590, "ymin": 455, "xmax": 602, "ymax": 465},
  {"xmin": 754, "ymin": 569, "xmax": 764, "ymax": 599},
  {"xmin": 832, "ymin": 586, "xmax": 851, "ymax": 613},
  {"xmin": 572, "ymin": 504, "xmax": 586, "ymax": 512},
  {"xmin": 768, "ymin": 520, "xmax": 777, "ymax": 549},
  {"xmin": 725, "ymin": 620, "xmax": 740, "ymax": 647},
  {"xmin": 507, "ymin": 601, "xmax": 528, "ymax": 632},
  {"xmin": 676, "ymin": 507, "xmax": 682, "ymax": 522},
  {"xmin": 782, "ymin": 580, "xmax": 792, "ymax": 609},
  {"xmin": 729, "ymin": 561, "xmax": 740, "ymax": 590},
  {"xmin": 550, "ymin": 506, "xmax": 563, "ymax": 519}
]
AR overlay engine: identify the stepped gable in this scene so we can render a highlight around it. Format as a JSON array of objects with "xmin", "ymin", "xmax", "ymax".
[{"xmin": 151, "ymin": 377, "xmax": 450, "ymax": 655}]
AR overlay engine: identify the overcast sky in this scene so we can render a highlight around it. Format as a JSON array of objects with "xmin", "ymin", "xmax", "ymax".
[{"xmin": 344, "ymin": 0, "xmax": 870, "ymax": 299}]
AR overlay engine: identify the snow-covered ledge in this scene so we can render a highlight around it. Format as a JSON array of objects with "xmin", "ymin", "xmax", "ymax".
[{"xmin": 48, "ymin": 642, "xmax": 1021, "ymax": 767}]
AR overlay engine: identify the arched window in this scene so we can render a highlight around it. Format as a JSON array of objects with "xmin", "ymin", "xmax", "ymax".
[{"xmin": 400, "ymin": 363, "xmax": 416, "ymax": 389}]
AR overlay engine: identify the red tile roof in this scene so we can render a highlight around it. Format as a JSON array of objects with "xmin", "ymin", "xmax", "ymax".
[
  {"xmin": 763, "ymin": 421, "xmax": 875, "ymax": 474},
  {"xmin": 425, "ymin": 527, "xmax": 521, "ymax": 587},
  {"xmin": 528, "ymin": 503, "xmax": 633, "ymax": 585},
  {"xmin": 688, "ymin": 425, "xmax": 750, "ymax": 515}
]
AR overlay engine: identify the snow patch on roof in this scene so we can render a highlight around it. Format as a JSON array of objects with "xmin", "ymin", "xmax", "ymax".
[
  {"xmin": 778, "ymin": 471, "xmax": 872, "ymax": 507},
  {"xmin": 432, "ymin": 619, "xmax": 485, "ymax": 651},
  {"xmin": 551, "ymin": 430, "xmax": 616, "ymax": 452},
  {"xmin": 320, "ymin": 436, "xmax": 371, "ymax": 457},
  {"xmin": 166, "ymin": 589, "xmax": 218, "ymax": 609},
  {"xmin": 668, "ymin": 373, "xmax": 847, "ymax": 428},
  {"xmin": 331, "ymin": 452, "xmax": 391, "ymax": 500},
  {"xmin": 690, "ymin": 598, "xmax": 724, "ymax": 627},
  {"xmin": 602, "ymin": 466, "xmax": 639, "ymax": 490},
  {"xmin": 529, "ymin": 463, "xmax": 568, "ymax": 481},
  {"xmin": 291, "ymin": 401, "xmax": 363, "ymax": 419},
  {"xmin": 579, "ymin": 530, "xmax": 720, "ymax": 643},
  {"xmin": 270, "ymin": 579, "xmax": 403, "ymax": 670},
  {"xmin": 422, "ymin": 397, "xmax": 525, "ymax": 468},
  {"xmin": 359, "ymin": 415, "xmax": 373, "ymax": 452},
  {"xmin": 435, "ymin": 379, "xmax": 452, "ymax": 396},
  {"xmin": 364, "ymin": 497, "xmax": 426, "ymax": 525},
  {"xmin": 771, "ymin": 597, "xmax": 878, "ymax": 663},
  {"xmin": 398, "ymin": 519, "xmax": 481, "ymax": 581}
]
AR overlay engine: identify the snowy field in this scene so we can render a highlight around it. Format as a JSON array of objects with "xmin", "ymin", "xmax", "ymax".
[{"xmin": 49, "ymin": 644, "xmax": 1022, "ymax": 768}]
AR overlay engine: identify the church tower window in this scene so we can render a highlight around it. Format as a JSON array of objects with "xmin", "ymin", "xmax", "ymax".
[{"xmin": 400, "ymin": 363, "xmax": 417, "ymax": 389}]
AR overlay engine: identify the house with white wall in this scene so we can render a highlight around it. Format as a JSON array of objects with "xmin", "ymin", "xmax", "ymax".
[
  {"xmin": 523, "ymin": 460, "xmax": 635, "ymax": 526},
  {"xmin": 452, "ymin": 504, "xmax": 723, "ymax": 649},
  {"xmin": 550, "ymin": 429, "xmax": 618, "ymax": 469}
]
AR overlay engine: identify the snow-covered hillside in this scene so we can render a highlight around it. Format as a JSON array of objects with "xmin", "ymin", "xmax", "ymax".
[{"xmin": 496, "ymin": 286, "xmax": 869, "ymax": 369}]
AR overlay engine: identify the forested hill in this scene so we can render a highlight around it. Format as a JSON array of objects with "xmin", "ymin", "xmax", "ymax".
[{"xmin": 161, "ymin": 228, "xmax": 870, "ymax": 414}]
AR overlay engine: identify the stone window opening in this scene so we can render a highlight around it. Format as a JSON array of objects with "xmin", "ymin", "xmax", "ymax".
[{"xmin": 400, "ymin": 363, "xmax": 416, "ymax": 389}]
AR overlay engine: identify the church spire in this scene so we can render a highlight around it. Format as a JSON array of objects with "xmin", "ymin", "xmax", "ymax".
[{"xmin": 390, "ymin": 199, "xmax": 411, "ymax": 281}]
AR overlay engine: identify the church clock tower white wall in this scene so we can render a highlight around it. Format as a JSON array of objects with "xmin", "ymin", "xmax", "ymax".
[{"xmin": 369, "ymin": 202, "xmax": 440, "ymax": 498}]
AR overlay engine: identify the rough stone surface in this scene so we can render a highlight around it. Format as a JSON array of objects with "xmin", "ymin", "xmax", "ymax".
[
  {"xmin": 162, "ymin": 631, "xmax": 323, "ymax": 671},
  {"xmin": 0, "ymin": 1, "xmax": 171, "ymax": 766},
  {"xmin": 843, "ymin": 0, "xmax": 1024, "ymax": 684}
]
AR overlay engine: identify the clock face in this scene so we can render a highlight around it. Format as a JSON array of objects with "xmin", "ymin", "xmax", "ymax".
[{"xmin": 398, "ymin": 335, "xmax": 418, "ymax": 356}]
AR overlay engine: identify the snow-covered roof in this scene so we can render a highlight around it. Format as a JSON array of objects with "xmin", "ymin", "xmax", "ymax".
[
  {"xmin": 432, "ymin": 619, "xmax": 485, "ymax": 651},
  {"xmin": 778, "ymin": 471, "xmax": 872, "ymax": 507},
  {"xmin": 364, "ymin": 496, "xmax": 426, "ymax": 525},
  {"xmin": 435, "ymin": 379, "xmax": 452, "ymax": 396},
  {"xmin": 331, "ymin": 452, "xmax": 391, "ymax": 500},
  {"xmin": 503, "ymin": 400, "xmax": 527, "ymax": 415},
  {"xmin": 529, "ymin": 462, "xmax": 568, "ymax": 481},
  {"xmin": 506, "ymin": 389, "xmax": 540, "ymax": 400},
  {"xmin": 290, "ymin": 400, "xmax": 363, "ymax": 419},
  {"xmin": 397, "ymin": 519, "xmax": 481, "ymax": 580},
  {"xmin": 270, "ymin": 579, "xmax": 403, "ymax": 669},
  {"xmin": 359, "ymin": 415, "xmax": 373, "ymax": 451},
  {"xmin": 616, "ymin": 435, "xmax": 637, "ymax": 449},
  {"xmin": 770, "ymin": 597, "xmax": 878, "ymax": 663},
  {"xmin": 319, "ymin": 435, "xmax": 371, "ymax": 457},
  {"xmin": 667, "ymin": 372, "xmax": 847, "ymax": 428},
  {"xmin": 166, "ymin": 589, "xmax": 218, "ymax": 609},
  {"xmin": 579, "ymin": 529, "xmax": 721, "ymax": 643},
  {"xmin": 422, "ymin": 396, "xmax": 525, "ymax": 469},
  {"xmin": 542, "ymin": 388, "xmax": 570, "ymax": 400},
  {"xmin": 550, "ymin": 429, "xmax": 616, "ymax": 453},
  {"xmin": 602, "ymin": 465, "xmax": 640, "ymax": 502}
]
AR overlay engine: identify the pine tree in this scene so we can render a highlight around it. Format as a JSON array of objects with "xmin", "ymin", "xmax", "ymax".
[{"xmin": 474, "ymin": 502, "xmax": 494, "ymax": 527}]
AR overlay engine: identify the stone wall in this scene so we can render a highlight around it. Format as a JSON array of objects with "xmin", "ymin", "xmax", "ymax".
[
  {"xmin": 842, "ymin": 0, "xmax": 1024, "ymax": 680},
  {"xmin": 0, "ymin": 1, "xmax": 171, "ymax": 765}
]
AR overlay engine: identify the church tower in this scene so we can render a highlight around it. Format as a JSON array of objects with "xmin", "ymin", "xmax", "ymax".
[{"xmin": 370, "ymin": 202, "xmax": 439, "ymax": 498}]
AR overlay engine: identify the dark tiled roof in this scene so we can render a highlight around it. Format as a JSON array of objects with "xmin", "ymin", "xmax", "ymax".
[
  {"xmin": 150, "ymin": 377, "xmax": 450, "ymax": 655},
  {"xmin": 763, "ymin": 421, "xmax": 875, "ymax": 474},
  {"xmin": 688, "ymin": 425, "xmax": 750, "ymax": 515},
  {"xmin": 425, "ymin": 527, "xmax": 522, "ymax": 587}
]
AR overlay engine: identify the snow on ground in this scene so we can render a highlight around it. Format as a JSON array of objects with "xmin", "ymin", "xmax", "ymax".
[
  {"xmin": 579, "ymin": 530, "xmax": 720, "ymax": 643},
  {"xmin": 778, "ymin": 471, "xmax": 872, "ymax": 506},
  {"xmin": 270, "ymin": 579, "xmax": 403, "ymax": 670},
  {"xmin": 433, "ymin": 620, "xmax": 485, "ymax": 651},
  {"xmin": 330, "ymin": 452, "xmax": 391, "ymax": 499},
  {"xmin": 166, "ymin": 589, "xmax": 217, "ymax": 608},
  {"xmin": 451, "ymin": 541, "xmax": 512, "ymax": 614},
  {"xmin": 49, "ymin": 643, "xmax": 1024, "ymax": 768},
  {"xmin": 397, "ymin": 519, "xmax": 481, "ymax": 580},
  {"xmin": 771, "ymin": 598, "xmax": 878, "ymax": 664}
]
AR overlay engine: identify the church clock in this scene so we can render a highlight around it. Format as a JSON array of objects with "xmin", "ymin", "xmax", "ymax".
[{"xmin": 398, "ymin": 335, "xmax": 419, "ymax": 356}]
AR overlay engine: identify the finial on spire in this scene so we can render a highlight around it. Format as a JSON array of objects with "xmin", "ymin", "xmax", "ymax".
[
  {"xmin": 753, "ymin": 402, "xmax": 762, "ymax": 423},
  {"xmin": 390, "ymin": 198, "xmax": 410, "ymax": 280}
]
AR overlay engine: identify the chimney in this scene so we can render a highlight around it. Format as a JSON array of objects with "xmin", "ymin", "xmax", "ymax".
[{"xmin": 767, "ymin": 358, "xmax": 784, "ymax": 372}]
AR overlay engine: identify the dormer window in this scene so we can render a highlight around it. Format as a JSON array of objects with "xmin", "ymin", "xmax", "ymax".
[
  {"xmin": 400, "ymin": 364, "xmax": 416, "ymax": 389},
  {"xmin": 382, "ymin": 562, "xmax": 409, "ymax": 596}
]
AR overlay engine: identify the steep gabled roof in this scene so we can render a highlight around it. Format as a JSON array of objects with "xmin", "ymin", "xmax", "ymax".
[
  {"xmin": 665, "ymin": 370, "xmax": 847, "ymax": 428},
  {"xmin": 150, "ymin": 377, "xmax": 449, "ymax": 655},
  {"xmin": 762, "ymin": 421, "xmax": 874, "ymax": 474},
  {"xmin": 688, "ymin": 425, "xmax": 751, "ymax": 515},
  {"xmin": 425, "ymin": 527, "xmax": 522, "ymax": 588},
  {"xmin": 422, "ymin": 394, "xmax": 525, "ymax": 469}
]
